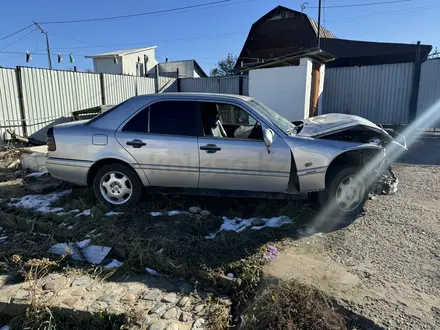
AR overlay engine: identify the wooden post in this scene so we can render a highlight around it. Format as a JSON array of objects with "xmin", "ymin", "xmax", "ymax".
[
  {"xmin": 15, "ymin": 66, "xmax": 28, "ymax": 137},
  {"xmin": 409, "ymin": 41, "xmax": 422, "ymax": 122},
  {"xmin": 154, "ymin": 65, "xmax": 160, "ymax": 93},
  {"xmin": 309, "ymin": 62, "xmax": 321, "ymax": 117},
  {"xmin": 176, "ymin": 68, "xmax": 181, "ymax": 92},
  {"xmin": 99, "ymin": 73, "xmax": 106, "ymax": 105},
  {"xmin": 239, "ymin": 75, "xmax": 244, "ymax": 95}
]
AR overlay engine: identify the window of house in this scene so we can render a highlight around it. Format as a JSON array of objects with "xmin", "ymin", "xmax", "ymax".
[
  {"xmin": 200, "ymin": 102, "xmax": 263, "ymax": 140},
  {"xmin": 122, "ymin": 107, "xmax": 149, "ymax": 133},
  {"xmin": 149, "ymin": 101, "xmax": 203, "ymax": 137}
]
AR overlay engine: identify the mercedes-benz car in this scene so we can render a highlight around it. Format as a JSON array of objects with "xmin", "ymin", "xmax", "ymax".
[{"xmin": 46, "ymin": 93, "xmax": 401, "ymax": 216}]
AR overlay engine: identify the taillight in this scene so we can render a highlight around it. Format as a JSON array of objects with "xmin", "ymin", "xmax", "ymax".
[{"xmin": 47, "ymin": 127, "xmax": 56, "ymax": 152}]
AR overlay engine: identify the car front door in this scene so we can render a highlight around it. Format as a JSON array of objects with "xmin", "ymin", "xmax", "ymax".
[
  {"xmin": 197, "ymin": 100, "xmax": 292, "ymax": 193},
  {"xmin": 115, "ymin": 100, "xmax": 203, "ymax": 188}
]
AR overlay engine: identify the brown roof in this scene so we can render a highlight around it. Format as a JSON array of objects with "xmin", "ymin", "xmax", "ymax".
[{"xmin": 307, "ymin": 17, "xmax": 337, "ymax": 39}]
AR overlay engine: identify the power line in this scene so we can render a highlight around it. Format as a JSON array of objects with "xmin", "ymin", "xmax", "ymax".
[
  {"xmin": 47, "ymin": 32, "xmax": 246, "ymax": 51},
  {"xmin": 40, "ymin": 0, "xmax": 239, "ymax": 24},
  {"xmin": 311, "ymin": 0, "xmax": 411, "ymax": 9},
  {"xmin": 0, "ymin": 24, "xmax": 33, "ymax": 41},
  {"xmin": 0, "ymin": 28, "xmax": 37, "ymax": 52}
]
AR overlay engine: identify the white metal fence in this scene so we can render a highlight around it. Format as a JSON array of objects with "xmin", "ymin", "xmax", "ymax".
[
  {"xmin": 322, "ymin": 59, "xmax": 440, "ymax": 127},
  {"xmin": 0, "ymin": 68, "xmax": 23, "ymax": 137}
]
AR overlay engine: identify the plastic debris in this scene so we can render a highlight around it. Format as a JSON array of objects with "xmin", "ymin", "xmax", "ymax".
[
  {"xmin": 205, "ymin": 216, "xmax": 293, "ymax": 239},
  {"xmin": 47, "ymin": 242, "xmax": 111, "ymax": 265},
  {"xmin": 145, "ymin": 267, "xmax": 161, "ymax": 276},
  {"xmin": 104, "ymin": 259, "xmax": 124, "ymax": 269},
  {"xmin": 75, "ymin": 239, "xmax": 91, "ymax": 249},
  {"xmin": 105, "ymin": 211, "xmax": 123, "ymax": 216},
  {"xmin": 226, "ymin": 273, "xmax": 235, "ymax": 278},
  {"xmin": 8, "ymin": 190, "xmax": 72, "ymax": 213},
  {"xmin": 25, "ymin": 171, "xmax": 49, "ymax": 178}
]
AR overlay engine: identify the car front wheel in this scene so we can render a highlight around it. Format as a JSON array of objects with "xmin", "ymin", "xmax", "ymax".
[
  {"xmin": 318, "ymin": 166, "xmax": 368, "ymax": 217},
  {"xmin": 93, "ymin": 163, "xmax": 142, "ymax": 207}
]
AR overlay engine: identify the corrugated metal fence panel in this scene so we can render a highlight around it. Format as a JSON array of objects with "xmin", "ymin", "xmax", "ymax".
[
  {"xmin": 242, "ymin": 76, "xmax": 249, "ymax": 96},
  {"xmin": 158, "ymin": 76, "xmax": 178, "ymax": 92},
  {"xmin": 0, "ymin": 68, "xmax": 23, "ymax": 136},
  {"xmin": 136, "ymin": 77, "xmax": 156, "ymax": 95},
  {"xmin": 21, "ymin": 67, "xmax": 101, "ymax": 136},
  {"xmin": 323, "ymin": 63, "xmax": 413, "ymax": 125},
  {"xmin": 417, "ymin": 59, "xmax": 440, "ymax": 127},
  {"xmin": 103, "ymin": 74, "xmax": 136, "ymax": 105}
]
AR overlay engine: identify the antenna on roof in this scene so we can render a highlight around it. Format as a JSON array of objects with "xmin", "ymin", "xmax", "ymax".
[{"xmin": 301, "ymin": 2, "xmax": 309, "ymax": 13}]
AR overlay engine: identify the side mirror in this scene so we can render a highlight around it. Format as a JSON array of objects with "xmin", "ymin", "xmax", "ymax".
[{"xmin": 263, "ymin": 128, "xmax": 274, "ymax": 153}]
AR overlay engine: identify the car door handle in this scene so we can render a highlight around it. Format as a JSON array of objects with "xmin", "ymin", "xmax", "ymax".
[
  {"xmin": 126, "ymin": 139, "xmax": 146, "ymax": 148},
  {"xmin": 200, "ymin": 144, "xmax": 221, "ymax": 153}
]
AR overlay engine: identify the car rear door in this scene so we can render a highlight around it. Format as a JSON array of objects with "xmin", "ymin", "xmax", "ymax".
[
  {"xmin": 197, "ymin": 100, "xmax": 291, "ymax": 192},
  {"xmin": 115, "ymin": 100, "xmax": 203, "ymax": 188}
]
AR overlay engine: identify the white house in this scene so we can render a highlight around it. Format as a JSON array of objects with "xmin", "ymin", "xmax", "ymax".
[{"xmin": 85, "ymin": 47, "xmax": 158, "ymax": 76}]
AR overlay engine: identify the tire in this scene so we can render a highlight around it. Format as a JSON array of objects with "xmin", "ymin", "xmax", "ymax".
[
  {"xmin": 93, "ymin": 163, "xmax": 142, "ymax": 207},
  {"xmin": 318, "ymin": 166, "xmax": 368, "ymax": 217}
]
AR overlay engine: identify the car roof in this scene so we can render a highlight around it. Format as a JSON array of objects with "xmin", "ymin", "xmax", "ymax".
[{"xmin": 132, "ymin": 92, "xmax": 252, "ymax": 102}]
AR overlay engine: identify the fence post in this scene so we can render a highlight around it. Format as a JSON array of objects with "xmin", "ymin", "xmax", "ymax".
[
  {"xmin": 99, "ymin": 73, "xmax": 106, "ymax": 105},
  {"xmin": 154, "ymin": 65, "xmax": 160, "ymax": 93},
  {"xmin": 15, "ymin": 66, "xmax": 28, "ymax": 137},
  {"xmin": 176, "ymin": 68, "xmax": 181, "ymax": 92},
  {"xmin": 409, "ymin": 41, "xmax": 422, "ymax": 122},
  {"xmin": 238, "ymin": 75, "xmax": 244, "ymax": 95}
]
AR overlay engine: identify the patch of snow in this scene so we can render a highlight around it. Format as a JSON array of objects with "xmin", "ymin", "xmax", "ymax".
[
  {"xmin": 105, "ymin": 211, "xmax": 123, "ymax": 216},
  {"xmin": 167, "ymin": 210, "xmax": 188, "ymax": 216},
  {"xmin": 66, "ymin": 226, "xmax": 73, "ymax": 230},
  {"xmin": 145, "ymin": 267, "xmax": 161, "ymax": 276},
  {"xmin": 58, "ymin": 209, "xmax": 81, "ymax": 216},
  {"xmin": 104, "ymin": 259, "xmax": 123, "ymax": 269},
  {"xmin": 75, "ymin": 209, "xmax": 92, "ymax": 217},
  {"xmin": 0, "ymin": 325, "xmax": 10, "ymax": 330},
  {"xmin": 205, "ymin": 216, "xmax": 293, "ymax": 239},
  {"xmin": 0, "ymin": 236, "xmax": 8, "ymax": 242},
  {"xmin": 150, "ymin": 212, "xmax": 162, "ymax": 216},
  {"xmin": 226, "ymin": 273, "xmax": 235, "ymax": 278},
  {"xmin": 25, "ymin": 171, "xmax": 49, "ymax": 178},
  {"xmin": 75, "ymin": 239, "xmax": 91, "ymax": 249},
  {"xmin": 8, "ymin": 190, "xmax": 71, "ymax": 213}
]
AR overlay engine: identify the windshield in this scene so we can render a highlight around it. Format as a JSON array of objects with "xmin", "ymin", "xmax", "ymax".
[{"xmin": 247, "ymin": 99, "xmax": 297, "ymax": 135}]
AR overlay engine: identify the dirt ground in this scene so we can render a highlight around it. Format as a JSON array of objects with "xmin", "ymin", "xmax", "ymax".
[{"xmin": 265, "ymin": 134, "xmax": 440, "ymax": 330}]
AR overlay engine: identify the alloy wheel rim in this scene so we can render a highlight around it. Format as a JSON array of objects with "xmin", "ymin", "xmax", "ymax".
[
  {"xmin": 335, "ymin": 175, "xmax": 365, "ymax": 212},
  {"xmin": 99, "ymin": 171, "xmax": 133, "ymax": 205}
]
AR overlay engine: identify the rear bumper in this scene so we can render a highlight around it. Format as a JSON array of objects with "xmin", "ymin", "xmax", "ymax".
[{"xmin": 46, "ymin": 157, "xmax": 92, "ymax": 186}]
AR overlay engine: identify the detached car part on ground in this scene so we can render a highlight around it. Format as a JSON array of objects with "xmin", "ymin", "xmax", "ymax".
[{"xmin": 46, "ymin": 93, "xmax": 406, "ymax": 217}]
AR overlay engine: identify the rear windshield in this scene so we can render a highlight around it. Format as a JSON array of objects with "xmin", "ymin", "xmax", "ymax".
[{"xmin": 85, "ymin": 101, "xmax": 127, "ymax": 125}]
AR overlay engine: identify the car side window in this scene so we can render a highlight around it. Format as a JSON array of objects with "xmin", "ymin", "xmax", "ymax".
[
  {"xmin": 200, "ymin": 102, "xmax": 263, "ymax": 140},
  {"xmin": 122, "ymin": 108, "xmax": 148, "ymax": 133},
  {"xmin": 149, "ymin": 101, "xmax": 203, "ymax": 137}
]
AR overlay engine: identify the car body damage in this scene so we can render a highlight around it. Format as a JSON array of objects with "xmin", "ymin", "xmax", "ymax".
[{"xmin": 292, "ymin": 113, "xmax": 404, "ymax": 195}]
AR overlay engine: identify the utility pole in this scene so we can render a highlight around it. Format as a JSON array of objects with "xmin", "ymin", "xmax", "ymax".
[
  {"xmin": 317, "ymin": 0, "xmax": 322, "ymax": 49},
  {"xmin": 33, "ymin": 22, "xmax": 52, "ymax": 69}
]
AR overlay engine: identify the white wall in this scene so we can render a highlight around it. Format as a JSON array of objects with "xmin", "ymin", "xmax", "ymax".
[
  {"xmin": 93, "ymin": 58, "xmax": 122, "ymax": 74},
  {"xmin": 122, "ymin": 48, "xmax": 158, "ymax": 76},
  {"xmin": 317, "ymin": 65, "xmax": 326, "ymax": 115},
  {"xmin": 248, "ymin": 58, "xmax": 313, "ymax": 121}
]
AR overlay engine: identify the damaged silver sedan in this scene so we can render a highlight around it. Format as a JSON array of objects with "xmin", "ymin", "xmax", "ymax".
[{"xmin": 46, "ymin": 93, "xmax": 405, "ymax": 216}]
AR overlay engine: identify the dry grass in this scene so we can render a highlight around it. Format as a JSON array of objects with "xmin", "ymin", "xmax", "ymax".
[{"xmin": 242, "ymin": 279, "xmax": 347, "ymax": 330}]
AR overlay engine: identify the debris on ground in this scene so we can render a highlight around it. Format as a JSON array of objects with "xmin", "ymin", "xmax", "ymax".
[
  {"xmin": 189, "ymin": 206, "xmax": 201, "ymax": 214},
  {"xmin": 23, "ymin": 171, "xmax": 60, "ymax": 193},
  {"xmin": 205, "ymin": 216, "xmax": 293, "ymax": 239},
  {"xmin": 0, "ymin": 149, "xmax": 21, "ymax": 170},
  {"xmin": 371, "ymin": 169, "xmax": 399, "ymax": 196},
  {"xmin": 8, "ymin": 190, "xmax": 71, "ymax": 213},
  {"xmin": 47, "ymin": 239, "xmax": 111, "ymax": 265},
  {"xmin": 264, "ymin": 246, "xmax": 280, "ymax": 261}
]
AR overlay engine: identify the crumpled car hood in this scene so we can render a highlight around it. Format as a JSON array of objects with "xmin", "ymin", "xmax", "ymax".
[{"xmin": 296, "ymin": 113, "xmax": 390, "ymax": 138}]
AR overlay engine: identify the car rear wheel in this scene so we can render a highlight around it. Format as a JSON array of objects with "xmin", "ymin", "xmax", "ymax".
[
  {"xmin": 318, "ymin": 166, "xmax": 368, "ymax": 217},
  {"xmin": 93, "ymin": 163, "xmax": 142, "ymax": 206}
]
